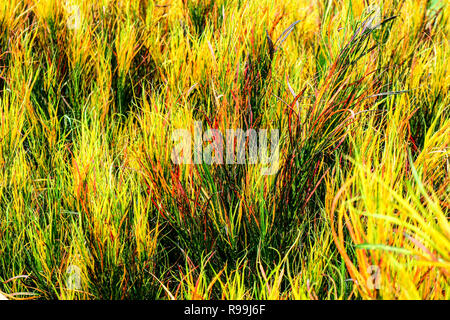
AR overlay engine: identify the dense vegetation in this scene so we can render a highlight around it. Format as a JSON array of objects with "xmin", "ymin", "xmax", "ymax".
[{"xmin": 0, "ymin": 0, "xmax": 448, "ymax": 300}]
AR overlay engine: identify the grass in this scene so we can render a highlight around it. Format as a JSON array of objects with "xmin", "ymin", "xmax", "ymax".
[{"xmin": 0, "ymin": 0, "xmax": 448, "ymax": 300}]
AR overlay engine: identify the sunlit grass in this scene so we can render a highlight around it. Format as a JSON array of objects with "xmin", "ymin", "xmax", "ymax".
[{"xmin": 0, "ymin": 0, "xmax": 448, "ymax": 300}]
